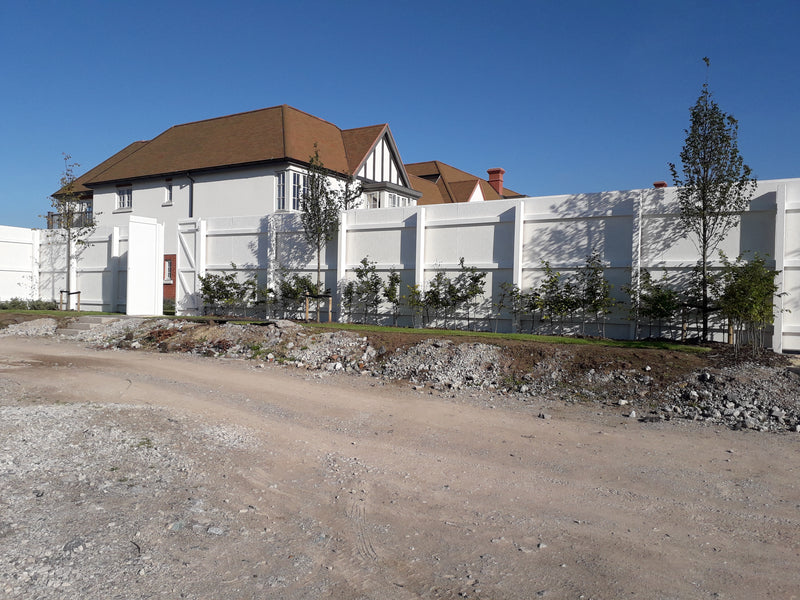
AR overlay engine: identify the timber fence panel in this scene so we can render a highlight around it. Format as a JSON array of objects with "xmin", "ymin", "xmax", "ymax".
[{"xmin": 0, "ymin": 226, "xmax": 38, "ymax": 301}]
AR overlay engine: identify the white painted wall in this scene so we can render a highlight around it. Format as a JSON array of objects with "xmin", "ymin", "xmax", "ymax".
[
  {"xmin": 91, "ymin": 165, "xmax": 281, "ymax": 256},
  {"xmin": 0, "ymin": 226, "xmax": 38, "ymax": 300}
]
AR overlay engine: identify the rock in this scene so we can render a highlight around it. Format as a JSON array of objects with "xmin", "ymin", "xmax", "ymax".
[
  {"xmin": 538, "ymin": 412, "xmax": 551, "ymax": 420},
  {"xmin": 63, "ymin": 538, "xmax": 85, "ymax": 553},
  {"xmin": 207, "ymin": 526, "xmax": 224, "ymax": 536},
  {"xmin": 628, "ymin": 410, "xmax": 636, "ymax": 419}
]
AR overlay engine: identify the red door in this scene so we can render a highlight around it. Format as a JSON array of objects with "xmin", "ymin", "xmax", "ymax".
[{"xmin": 163, "ymin": 254, "xmax": 176, "ymax": 301}]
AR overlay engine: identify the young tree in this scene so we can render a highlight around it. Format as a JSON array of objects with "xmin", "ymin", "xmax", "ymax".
[
  {"xmin": 383, "ymin": 267, "xmax": 402, "ymax": 326},
  {"xmin": 452, "ymin": 257, "xmax": 487, "ymax": 330},
  {"xmin": 669, "ymin": 59, "xmax": 757, "ymax": 341},
  {"xmin": 576, "ymin": 252, "xmax": 614, "ymax": 336},
  {"xmin": 640, "ymin": 271, "xmax": 681, "ymax": 339},
  {"xmin": 339, "ymin": 173, "xmax": 363, "ymax": 210},
  {"xmin": 301, "ymin": 146, "xmax": 339, "ymax": 300},
  {"xmin": 301, "ymin": 145, "xmax": 363, "ymax": 321},
  {"xmin": 352, "ymin": 256, "xmax": 383, "ymax": 323},
  {"xmin": 47, "ymin": 154, "xmax": 96, "ymax": 309},
  {"xmin": 495, "ymin": 281, "xmax": 522, "ymax": 332},
  {"xmin": 717, "ymin": 252, "xmax": 782, "ymax": 356},
  {"xmin": 404, "ymin": 284, "xmax": 424, "ymax": 327}
]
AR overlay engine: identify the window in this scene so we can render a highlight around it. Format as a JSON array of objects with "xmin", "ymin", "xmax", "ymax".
[
  {"xmin": 164, "ymin": 183, "xmax": 173, "ymax": 205},
  {"xmin": 276, "ymin": 172, "xmax": 286, "ymax": 210},
  {"xmin": 164, "ymin": 257, "xmax": 174, "ymax": 282},
  {"xmin": 388, "ymin": 193, "xmax": 397, "ymax": 208},
  {"xmin": 117, "ymin": 187, "xmax": 132, "ymax": 210},
  {"xmin": 369, "ymin": 192, "xmax": 380, "ymax": 209},
  {"xmin": 80, "ymin": 200, "xmax": 93, "ymax": 224},
  {"xmin": 291, "ymin": 172, "xmax": 308, "ymax": 211}
]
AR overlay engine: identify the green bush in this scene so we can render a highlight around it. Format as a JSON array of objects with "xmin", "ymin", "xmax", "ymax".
[
  {"xmin": 0, "ymin": 297, "xmax": 57, "ymax": 310},
  {"xmin": 198, "ymin": 263, "xmax": 257, "ymax": 314}
]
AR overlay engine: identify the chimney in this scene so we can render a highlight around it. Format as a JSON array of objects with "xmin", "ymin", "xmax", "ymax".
[
  {"xmin": 653, "ymin": 181, "xmax": 668, "ymax": 188},
  {"xmin": 487, "ymin": 168, "xmax": 505, "ymax": 196}
]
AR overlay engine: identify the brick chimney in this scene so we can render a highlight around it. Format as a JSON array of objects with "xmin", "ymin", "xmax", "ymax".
[
  {"xmin": 653, "ymin": 181, "xmax": 668, "ymax": 188},
  {"xmin": 487, "ymin": 168, "xmax": 505, "ymax": 196}
]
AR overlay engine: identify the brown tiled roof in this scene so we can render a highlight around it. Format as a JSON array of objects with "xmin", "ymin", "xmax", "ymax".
[
  {"xmin": 341, "ymin": 124, "xmax": 388, "ymax": 175},
  {"xmin": 84, "ymin": 105, "xmax": 381, "ymax": 185},
  {"xmin": 408, "ymin": 174, "xmax": 444, "ymax": 205},
  {"xmin": 54, "ymin": 141, "xmax": 148, "ymax": 196},
  {"xmin": 405, "ymin": 160, "xmax": 523, "ymax": 201},
  {"xmin": 448, "ymin": 180, "xmax": 481, "ymax": 203},
  {"xmin": 72, "ymin": 106, "xmax": 524, "ymax": 206}
]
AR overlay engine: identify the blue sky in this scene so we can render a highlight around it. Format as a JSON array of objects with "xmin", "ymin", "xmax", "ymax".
[{"xmin": 1, "ymin": 0, "xmax": 798, "ymax": 228}]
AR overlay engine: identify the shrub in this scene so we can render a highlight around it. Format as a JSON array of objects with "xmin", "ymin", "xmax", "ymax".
[{"xmin": 198, "ymin": 263, "xmax": 257, "ymax": 315}]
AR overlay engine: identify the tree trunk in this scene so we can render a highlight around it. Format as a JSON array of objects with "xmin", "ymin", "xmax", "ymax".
[
  {"xmin": 66, "ymin": 228, "xmax": 73, "ymax": 310},
  {"xmin": 316, "ymin": 246, "xmax": 322, "ymax": 323}
]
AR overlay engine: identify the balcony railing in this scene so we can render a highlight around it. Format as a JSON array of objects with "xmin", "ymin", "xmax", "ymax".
[{"xmin": 46, "ymin": 211, "xmax": 93, "ymax": 230}]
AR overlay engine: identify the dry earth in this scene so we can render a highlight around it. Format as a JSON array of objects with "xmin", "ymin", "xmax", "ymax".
[{"xmin": 0, "ymin": 324, "xmax": 799, "ymax": 599}]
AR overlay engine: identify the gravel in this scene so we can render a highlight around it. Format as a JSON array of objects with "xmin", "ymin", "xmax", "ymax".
[{"xmin": 0, "ymin": 402, "xmax": 258, "ymax": 599}]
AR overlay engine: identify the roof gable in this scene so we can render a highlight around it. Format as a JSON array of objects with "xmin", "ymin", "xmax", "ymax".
[
  {"xmin": 406, "ymin": 160, "xmax": 523, "ymax": 201},
  {"xmin": 342, "ymin": 124, "xmax": 387, "ymax": 174},
  {"xmin": 409, "ymin": 174, "xmax": 445, "ymax": 205},
  {"xmin": 353, "ymin": 128, "xmax": 411, "ymax": 188}
]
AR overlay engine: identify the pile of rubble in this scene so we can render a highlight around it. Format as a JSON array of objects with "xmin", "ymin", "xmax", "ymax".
[
  {"xmin": 654, "ymin": 364, "xmax": 800, "ymax": 432},
  {"xmin": 4, "ymin": 316, "xmax": 799, "ymax": 433}
]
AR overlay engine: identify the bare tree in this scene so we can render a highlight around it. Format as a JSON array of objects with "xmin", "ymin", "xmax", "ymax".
[{"xmin": 47, "ymin": 154, "xmax": 96, "ymax": 309}]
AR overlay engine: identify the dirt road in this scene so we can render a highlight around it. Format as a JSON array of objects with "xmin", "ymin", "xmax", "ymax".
[{"xmin": 1, "ymin": 336, "xmax": 798, "ymax": 599}]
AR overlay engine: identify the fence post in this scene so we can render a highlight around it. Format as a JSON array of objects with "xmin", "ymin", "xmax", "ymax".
[
  {"xmin": 629, "ymin": 189, "xmax": 644, "ymax": 341},
  {"xmin": 336, "ymin": 211, "xmax": 348, "ymax": 323},
  {"xmin": 266, "ymin": 214, "xmax": 276, "ymax": 301},
  {"xmin": 414, "ymin": 206, "xmax": 426, "ymax": 328},
  {"xmin": 772, "ymin": 184, "xmax": 787, "ymax": 353},
  {"xmin": 511, "ymin": 200, "xmax": 525, "ymax": 333},
  {"xmin": 30, "ymin": 229, "xmax": 40, "ymax": 303}
]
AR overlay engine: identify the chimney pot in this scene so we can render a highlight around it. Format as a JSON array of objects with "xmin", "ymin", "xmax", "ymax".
[
  {"xmin": 653, "ymin": 181, "xmax": 668, "ymax": 188},
  {"xmin": 487, "ymin": 168, "xmax": 505, "ymax": 196}
]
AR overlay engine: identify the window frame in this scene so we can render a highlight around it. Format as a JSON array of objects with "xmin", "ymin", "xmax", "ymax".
[
  {"xmin": 291, "ymin": 172, "xmax": 308, "ymax": 211},
  {"xmin": 116, "ymin": 187, "xmax": 132, "ymax": 211},
  {"xmin": 276, "ymin": 172, "xmax": 286, "ymax": 210}
]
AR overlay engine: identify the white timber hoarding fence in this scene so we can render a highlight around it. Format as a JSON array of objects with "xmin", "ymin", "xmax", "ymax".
[
  {"xmin": 2, "ymin": 179, "xmax": 799, "ymax": 351},
  {"xmin": 0, "ymin": 225, "xmax": 128, "ymax": 312},
  {"xmin": 0, "ymin": 225, "xmax": 40, "ymax": 301},
  {"xmin": 171, "ymin": 180, "xmax": 800, "ymax": 351}
]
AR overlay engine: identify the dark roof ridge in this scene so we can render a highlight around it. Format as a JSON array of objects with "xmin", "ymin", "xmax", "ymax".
[
  {"xmin": 161, "ymin": 103, "xmax": 344, "ymax": 134},
  {"xmin": 342, "ymin": 123, "xmax": 388, "ymax": 134},
  {"xmin": 85, "ymin": 140, "xmax": 150, "ymax": 182},
  {"xmin": 433, "ymin": 160, "xmax": 458, "ymax": 203}
]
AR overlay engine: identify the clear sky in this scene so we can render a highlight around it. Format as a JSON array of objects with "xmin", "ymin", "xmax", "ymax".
[{"xmin": 1, "ymin": 0, "xmax": 798, "ymax": 228}]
